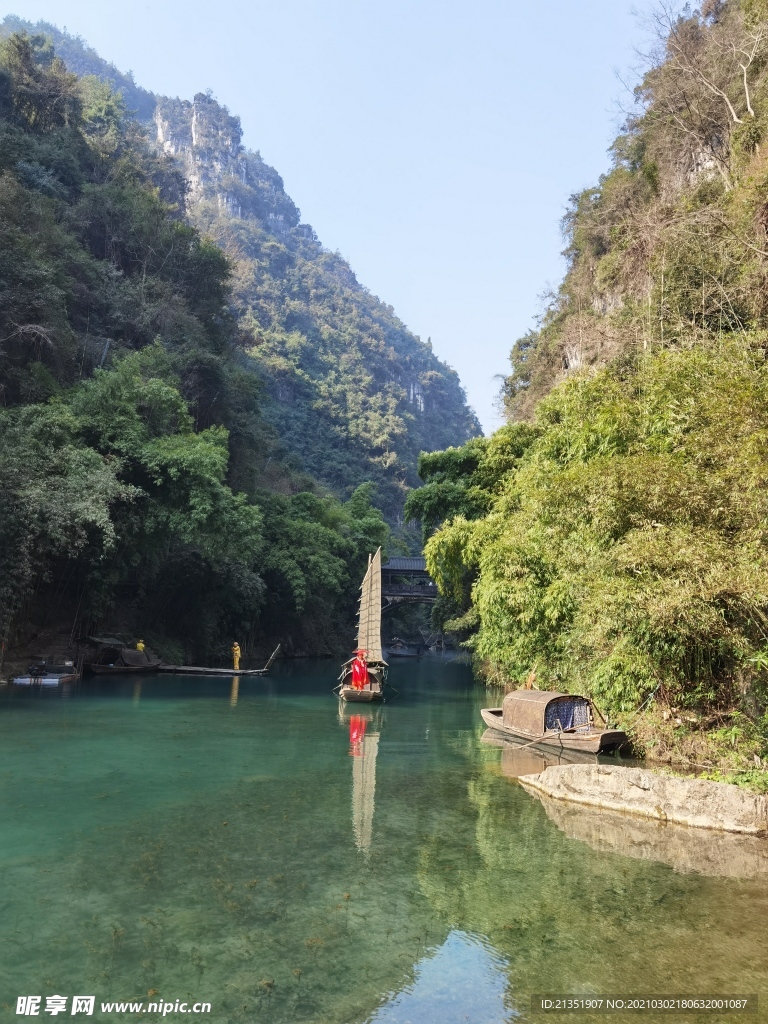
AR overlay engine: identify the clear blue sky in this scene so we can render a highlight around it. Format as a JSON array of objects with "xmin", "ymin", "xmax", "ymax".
[{"xmin": 7, "ymin": 0, "xmax": 656, "ymax": 432}]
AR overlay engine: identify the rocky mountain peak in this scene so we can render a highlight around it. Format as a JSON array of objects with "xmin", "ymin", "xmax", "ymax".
[{"xmin": 153, "ymin": 92, "xmax": 300, "ymax": 231}]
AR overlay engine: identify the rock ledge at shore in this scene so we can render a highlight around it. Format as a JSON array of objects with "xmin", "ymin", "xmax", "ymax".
[{"xmin": 519, "ymin": 764, "xmax": 768, "ymax": 835}]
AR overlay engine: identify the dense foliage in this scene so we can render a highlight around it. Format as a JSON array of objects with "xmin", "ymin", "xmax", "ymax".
[
  {"xmin": 416, "ymin": 345, "xmax": 768, "ymax": 766},
  {"xmin": 407, "ymin": 0, "xmax": 768, "ymax": 769},
  {"xmin": 0, "ymin": 32, "xmax": 389, "ymax": 662}
]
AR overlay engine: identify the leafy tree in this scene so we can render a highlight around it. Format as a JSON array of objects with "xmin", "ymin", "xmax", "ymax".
[{"xmin": 0, "ymin": 32, "xmax": 81, "ymax": 132}]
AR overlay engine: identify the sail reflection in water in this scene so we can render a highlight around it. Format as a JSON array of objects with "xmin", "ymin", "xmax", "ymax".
[{"xmin": 349, "ymin": 713, "xmax": 380, "ymax": 855}]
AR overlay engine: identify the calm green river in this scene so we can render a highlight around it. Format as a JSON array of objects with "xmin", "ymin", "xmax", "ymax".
[{"xmin": 1, "ymin": 659, "xmax": 766, "ymax": 1024}]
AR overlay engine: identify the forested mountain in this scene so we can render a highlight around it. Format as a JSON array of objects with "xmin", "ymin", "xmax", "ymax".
[
  {"xmin": 406, "ymin": 0, "xmax": 768, "ymax": 779},
  {"xmin": 1, "ymin": 16, "xmax": 480, "ymax": 516},
  {"xmin": 162, "ymin": 92, "xmax": 480, "ymax": 509},
  {"xmin": 0, "ymin": 25, "xmax": 481, "ymax": 665}
]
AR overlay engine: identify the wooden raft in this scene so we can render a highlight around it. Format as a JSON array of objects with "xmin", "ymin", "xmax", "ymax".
[{"xmin": 159, "ymin": 644, "xmax": 281, "ymax": 677}]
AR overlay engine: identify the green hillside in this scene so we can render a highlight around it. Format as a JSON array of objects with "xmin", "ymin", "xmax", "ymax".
[
  {"xmin": 0, "ymin": 29, "xmax": 411, "ymax": 665},
  {"xmin": 406, "ymin": 0, "xmax": 768, "ymax": 779}
]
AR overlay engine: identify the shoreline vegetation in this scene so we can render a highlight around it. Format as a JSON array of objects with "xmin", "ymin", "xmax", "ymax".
[{"xmin": 405, "ymin": 0, "xmax": 768, "ymax": 788}]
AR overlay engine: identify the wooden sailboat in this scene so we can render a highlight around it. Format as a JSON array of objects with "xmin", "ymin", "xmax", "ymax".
[{"xmin": 337, "ymin": 548, "xmax": 388, "ymax": 702}]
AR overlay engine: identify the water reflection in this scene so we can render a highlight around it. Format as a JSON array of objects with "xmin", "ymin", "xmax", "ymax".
[
  {"xmin": 230, "ymin": 675, "xmax": 240, "ymax": 707},
  {"xmin": 0, "ymin": 661, "xmax": 765, "ymax": 1024},
  {"xmin": 481, "ymin": 730, "xmax": 768, "ymax": 880},
  {"xmin": 535, "ymin": 792, "xmax": 768, "ymax": 879},
  {"xmin": 368, "ymin": 930, "xmax": 514, "ymax": 1024},
  {"xmin": 347, "ymin": 710, "xmax": 380, "ymax": 856},
  {"xmin": 481, "ymin": 728, "xmax": 616, "ymax": 777}
]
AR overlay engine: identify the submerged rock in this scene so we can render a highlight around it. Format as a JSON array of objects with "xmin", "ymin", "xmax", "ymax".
[
  {"xmin": 519, "ymin": 764, "xmax": 768, "ymax": 836},
  {"xmin": 535, "ymin": 793, "xmax": 768, "ymax": 878}
]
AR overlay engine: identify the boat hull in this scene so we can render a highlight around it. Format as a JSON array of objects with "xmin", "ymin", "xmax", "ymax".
[
  {"xmin": 339, "ymin": 686, "xmax": 383, "ymax": 702},
  {"xmin": 480, "ymin": 707, "xmax": 627, "ymax": 754},
  {"xmin": 338, "ymin": 662, "xmax": 386, "ymax": 702},
  {"xmin": 85, "ymin": 662, "xmax": 161, "ymax": 675},
  {"xmin": 11, "ymin": 672, "xmax": 79, "ymax": 687},
  {"xmin": 159, "ymin": 666, "xmax": 267, "ymax": 676}
]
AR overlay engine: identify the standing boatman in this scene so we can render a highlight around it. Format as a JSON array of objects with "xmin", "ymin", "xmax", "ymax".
[
  {"xmin": 351, "ymin": 649, "xmax": 369, "ymax": 690},
  {"xmin": 136, "ymin": 639, "xmax": 145, "ymax": 653},
  {"xmin": 232, "ymin": 641, "xmax": 241, "ymax": 671}
]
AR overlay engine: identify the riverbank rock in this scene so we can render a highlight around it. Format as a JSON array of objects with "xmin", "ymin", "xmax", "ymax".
[{"xmin": 518, "ymin": 764, "xmax": 768, "ymax": 836}]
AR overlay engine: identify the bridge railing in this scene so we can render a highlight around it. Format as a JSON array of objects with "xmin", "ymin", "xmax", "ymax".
[{"xmin": 381, "ymin": 583, "xmax": 437, "ymax": 597}]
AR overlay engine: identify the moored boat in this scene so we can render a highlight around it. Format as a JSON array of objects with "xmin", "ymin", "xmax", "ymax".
[
  {"xmin": 386, "ymin": 637, "xmax": 421, "ymax": 659},
  {"xmin": 481, "ymin": 689, "xmax": 628, "ymax": 755},
  {"xmin": 12, "ymin": 660, "xmax": 80, "ymax": 687},
  {"xmin": 338, "ymin": 548, "xmax": 388, "ymax": 702},
  {"xmin": 85, "ymin": 659, "xmax": 161, "ymax": 675},
  {"xmin": 80, "ymin": 637, "xmax": 161, "ymax": 675}
]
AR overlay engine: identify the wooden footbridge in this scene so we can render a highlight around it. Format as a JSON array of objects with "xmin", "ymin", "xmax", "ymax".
[{"xmin": 381, "ymin": 557, "xmax": 437, "ymax": 612}]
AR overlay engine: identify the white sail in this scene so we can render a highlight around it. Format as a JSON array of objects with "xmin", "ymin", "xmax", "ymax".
[{"xmin": 357, "ymin": 547, "xmax": 383, "ymax": 662}]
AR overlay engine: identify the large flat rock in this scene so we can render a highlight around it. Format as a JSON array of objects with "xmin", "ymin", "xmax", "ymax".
[{"xmin": 519, "ymin": 764, "xmax": 768, "ymax": 835}]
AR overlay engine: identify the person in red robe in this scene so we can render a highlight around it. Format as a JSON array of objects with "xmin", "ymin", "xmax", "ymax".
[{"xmin": 351, "ymin": 649, "xmax": 369, "ymax": 690}]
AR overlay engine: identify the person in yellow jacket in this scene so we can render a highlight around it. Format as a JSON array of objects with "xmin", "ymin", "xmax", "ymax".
[
  {"xmin": 136, "ymin": 640, "xmax": 145, "ymax": 653},
  {"xmin": 232, "ymin": 642, "xmax": 241, "ymax": 671}
]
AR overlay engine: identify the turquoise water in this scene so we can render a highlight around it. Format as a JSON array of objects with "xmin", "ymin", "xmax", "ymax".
[{"xmin": 0, "ymin": 659, "xmax": 766, "ymax": 1024}]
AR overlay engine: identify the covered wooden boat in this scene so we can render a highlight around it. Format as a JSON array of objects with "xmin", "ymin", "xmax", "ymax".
[
  {"xmin": 81, "ymin": 637, "xmax": 161, "ymax": 675},
  {"xmin": 481, "ymin": 689, "xmax": 628, "ymax": 754},
  {"xmin": 338, "ymin": 548, "xmax": 387, "ymax": 702}
]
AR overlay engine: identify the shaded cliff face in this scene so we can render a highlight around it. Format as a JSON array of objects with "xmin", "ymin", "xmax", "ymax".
[{"xmin": 0, "ymin": 17, "xmax": 481, "ymax": 515}]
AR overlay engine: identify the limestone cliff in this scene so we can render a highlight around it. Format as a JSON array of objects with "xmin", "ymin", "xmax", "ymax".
[{"xmin": 154, "ymin": 93, "xmax": 300, "ymax": 233}]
